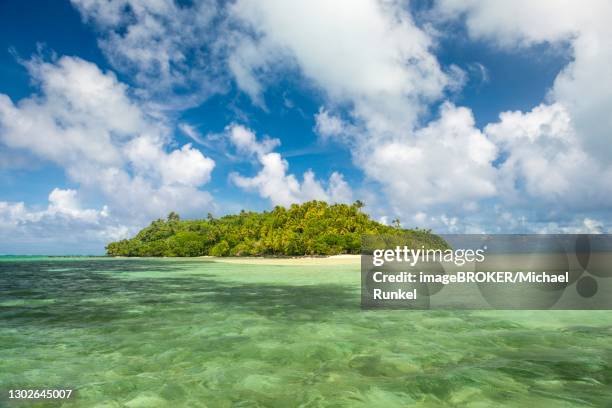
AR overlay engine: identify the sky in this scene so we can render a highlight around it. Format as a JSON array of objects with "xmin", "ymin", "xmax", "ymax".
[{"xmin": 1, "ymin": 0, "xmax": 611, "ymax": 254}]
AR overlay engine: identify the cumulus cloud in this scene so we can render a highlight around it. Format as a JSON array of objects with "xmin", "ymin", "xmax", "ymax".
[
  {"xmin": 228, "ymin": 0, "xmax": 452, "ymax": 134},
  {"xmin": 46, "ymin": 188, "xmax": 108, "ymax": 222},
  {"xmin": 485, "ymin": 103, "xmax": 612, "ymax": 209},
  {"xmin": 231, "ymin": 0, "xmax": 611, "ymax": 231},
  {"xmin": 0, "ymin": 188, "xmax": 107, "ymax": 227},
  {"xmin": 226, "ymin": 125, "xmax": 352, "ymax": 206},
  {"xmin": 221, "ymin": 0, "xmax": 528, "ymax": 230},
  {"xmin": 0, "ymin": 55, "xmax": 216, "ymax": 248},
  {"xmin": 386, "ymin": 101, "xmax": 611, "ymax": 234},
  {"xmin": 0, "ymin": 188, "xmax": 130, "ymax": 253},
  {"xmin": 361, "ymin": 103, "xmax": 497, "ymax": 213},
  {"xmin": 326, "ymin": 172, "xmax": 354, "ymax": 204},
  {"xmin": 423, "ymin": 0, "xmax": 612, "ymax": 231},
  {"xmin": 314, "ymin": 108, "xmax": 345, "ymax": 138},
  {"xmin": 221, "ymin": 0, "xmax": 505, "ymax": 227},
  {"xmin": 0, "ymin": 56, "xmax": 144, "ymax": 168},
  {"xmin": 125, "ymin": 137, "xmax": 214, "ymax": 187},
  {"xmin": 434, "ymin": 0, "xmax": 612, "ymax": 165},
  {"xmin": 406, "ymin": 101, "xmax": 612, "ymax": 234},
  {"xmin": 66, "ymin": 0, "xmax": 499, "ymax": 228},
  {"xmin": 314, "ymin": 107, "xmax": 354, "ymax": 143},
  {"xmin": 70, "ymin": 0, "xmax": 225, "ymax": 106},
  {"xmin": 8, "ymin": 0, "xmax": 610, "ymax": 240},
  {"xmin": 227, "ymin": 124, "xmax": 280, "ymax": 158}
]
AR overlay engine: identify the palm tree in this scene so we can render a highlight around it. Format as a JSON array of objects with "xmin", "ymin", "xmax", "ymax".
[
  {"xmin": 391, "ymin": 218, "xmax": 401, "ymax": 229},
  {"xmin": 167, "ymin": 212, "xmax": 180, "ymax": 222}
]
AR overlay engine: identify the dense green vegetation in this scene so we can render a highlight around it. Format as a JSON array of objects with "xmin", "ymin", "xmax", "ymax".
[{"xmin": 106, "ymin": 201, "xmax": 447, "ymax": 257}]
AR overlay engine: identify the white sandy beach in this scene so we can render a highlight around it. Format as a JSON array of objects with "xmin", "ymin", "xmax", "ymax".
[{"xmin": 201, "ymin": 254, "xmax": 361, "ymax": 266}]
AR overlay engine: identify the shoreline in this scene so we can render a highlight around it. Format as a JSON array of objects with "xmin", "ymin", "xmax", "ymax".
[
  {"xmin": 2, "ymin": 254, "xmax": 362, "ymax": 266},
  {"xmin": 201, "ymin": 254, "xmax": 361, "ymax": 265}
]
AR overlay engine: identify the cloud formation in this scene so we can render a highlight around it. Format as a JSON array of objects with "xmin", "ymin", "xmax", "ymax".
[
  {"xmin": 429, "ymin": 0, "xmax": 612, "ymax": 230},
  {"xmin": 228, "ymin": 0, "xmax": 453, "ymax": 133},
  {"xmin": 435, "ymin": 0, "xmax": 612, "ymax": 164},
  {"xmin": 71, "ymin": 0, "xmax": 226, "ymax": 107},
  {"xmin": 0, "ymin": 56, "xmax": 216, "ymax": 246},
  {"xmin": 227, "ymin": 125, "xmax": 352, "ymax": 207},
  {"xmin": 485, "ymin": 103, "xmax": 612, "ymax": 209},
  {"xmin": 0, "ymin": 188, "xmax": 129, "ymax": 254},
  {"xmin": 4, "ymin": 0, "xmax": 612, "ymax": 254},
  {"xmin": 362, "ymin": 103, "xmax": 497, "ymax": 212},
  {"xmin": 67, "ymin": 0, "xmax": 612, "ymax": 232}
]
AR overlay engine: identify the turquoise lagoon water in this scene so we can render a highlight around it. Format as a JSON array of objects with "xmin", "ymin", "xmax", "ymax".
[{"xmin": 1, "ymin": 257, "xmax": 611, "ymax": 407}]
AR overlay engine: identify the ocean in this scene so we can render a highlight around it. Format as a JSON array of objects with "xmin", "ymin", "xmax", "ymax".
[{"xmin": 1, "ymin": 257, "xmax": 611, "ymax": 407}]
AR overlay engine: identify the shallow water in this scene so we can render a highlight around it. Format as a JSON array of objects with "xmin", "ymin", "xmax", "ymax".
[{"xmin": 1, "ymin": 258, "xmax": 611, "ymax": 407}]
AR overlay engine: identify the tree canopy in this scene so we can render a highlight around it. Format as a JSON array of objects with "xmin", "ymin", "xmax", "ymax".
[{"xmin": 105, "ymin": 200, "xmax": 447, "ymax": 257}]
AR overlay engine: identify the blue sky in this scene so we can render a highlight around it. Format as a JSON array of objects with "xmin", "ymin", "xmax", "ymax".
[{"xmin": 1, "ymin": 0, "xmax": 611, "ymax": 254}]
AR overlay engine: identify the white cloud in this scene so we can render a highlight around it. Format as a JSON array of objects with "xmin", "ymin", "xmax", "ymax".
[
  {"xmin": 227, "ymin": 124, "xmax": 280, "ymax": 158},
  {"xmin": 267, "ymin": 0, "xmax": 612, "ymax": 231},
  {"xmin": 361, "ymin": 102, "xmax": 497, "ymax": 214},
  {"xmin": 221, "ymin": 0, "xmax": 506, "ymax": 228},
  {"xmin": 70, "ymin": 0, "xmax": 225, "ymax": 106},
  {"xmin": 66, "ymin": 0, "xmax": 502, "ymax": 229},
  {"xmin": 427, "ymin": 1, "xmax": 612, "ymax": 229},
  {"xmin": 434, "ymin": 0, "xmax": 612, "ymax": 165},
  {"xmin": 0, "ymin": 56, "xmax": 145, "ymax": 168},
  {"xmin": 327, "ymin": 171, "xmax": 354, "ymax": 204},
  {"xmin": 0, "ymin": 189, "xmax": 128, "ymax": 250},
  {"xmin": 178, "ymin": 123, "xmax": 207, "ymax": 145},
  {"xmin": 0, "ymin": 56, "xmax": 216, "ymax": 249},
  {"xmin": 125, "ymin": 137, "xmax": 214, "ymax": 186},
  {"xmin": 9, "ymin": 1, "xmax": 611, "ymax": 238},
  {"xmin": 228, "ymin": 0, "xmax": 451, "ymax": 135},
  {"xmin": 532, "ymin": 217, "xmax": 606, "ymax": 234},
  {"xmin": 395, "ymin": 102, "xmax": 612, "ymax": 234},
  {"xmin": 485, "ymin": 103, "xmax": 612, "ymax": 209},
  {"xmin": 314, "ymin": 107, "xmax": 353, "ymax": 143},
  {"xmin": 314, "ymin": 108, "xmax": 345, "ymax": 137},
  {"xmin": 227, "ymin": 124, "xmax": 352, "ymax": 206},
  {"xmin": 583, "ymin": 218, "xmax": 604, "ymax": 234},
  {"xmin": 47, "ymin": 188, "xmax": 108, "ymax": 222},
  {"xmin": 221, "ymin": 1, "xmax": 517, "ymax": 229},
  {"xmin": 434, "ymin": 0, "xmax": 584, "ymax": 47}
]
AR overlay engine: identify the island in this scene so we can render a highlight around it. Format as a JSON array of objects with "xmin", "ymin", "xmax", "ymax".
[{"xmin": 105, "ymin": 200, "xmax": 447, "ymax": 257}]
